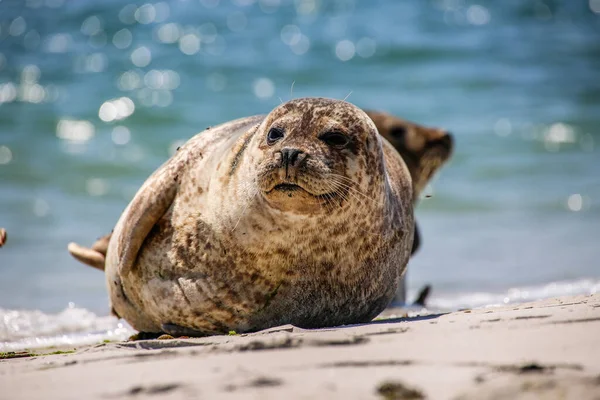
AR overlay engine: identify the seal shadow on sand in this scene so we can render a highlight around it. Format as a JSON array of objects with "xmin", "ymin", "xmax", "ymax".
[{"xmin": 116, "ymin": 312, "xmax": 448, "ymax": 352}]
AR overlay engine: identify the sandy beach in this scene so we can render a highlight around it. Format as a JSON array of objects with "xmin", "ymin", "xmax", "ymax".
[{"xmin": 1, "ymin": 293, "xmax": 599, "ymax": 399}]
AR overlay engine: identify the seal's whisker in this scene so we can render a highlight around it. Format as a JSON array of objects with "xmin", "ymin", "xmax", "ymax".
[
  {"xmin": 327, "ymin": 178, "xmax": 370, "ymax": 205},
  {"xmin": 278, "ymin": 96, "xmax": 283, "ymax": 104},
  {"xmin": 320, "ymin": 181, "xmax": 346, "ymax": 209},
  {"xmin": 318, "ymin": 187, "xmax": 340, "ymax": 218},
  {"xmin": 324, "ymin": 179, "xmax": 374, "ymax": 216},
  {"xmin": 328, "ymin": 173, "xmax": 381, "ymax": 199},
  {"xmin": 327, "ymin": 173, "xmax": 361, "ymax": 185},
  {"xmin": 320, "ymin": 191, "xmax": 336, "ymax": 214},
  {"xmin": 318, "ymin": 179, "xmax": 343, "ymax": 211},
  {"xmin": 327, "ymin": 180, "xmax": 354, "ymax": 208},
  {"xmin": 328, "ymin": 181, "xmax": 387, "ymax": 226},
  {"xmin": 343, "ymin": 91, "xmax": 353, "ymax": 101},
  {"xmin": 326, "ymin": 179, "xmax": 369, "ymax": 209},
  {"xmin": 328, "ymin": 175, "xmax": 384, "ymax": 206},
  {"xmin": 290, "ymin": 81, "xmax": 295, "ymax": 100}
]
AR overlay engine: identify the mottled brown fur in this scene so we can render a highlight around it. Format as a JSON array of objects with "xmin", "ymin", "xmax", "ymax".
[{"xmin": 85, "ymin": 98, "xmax": 414, "ymax": 334}]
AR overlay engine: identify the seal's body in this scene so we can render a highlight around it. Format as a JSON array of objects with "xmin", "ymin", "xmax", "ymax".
[{"xmin": 101, "ymin": 98, "xmax": 413, "ymax": 335}]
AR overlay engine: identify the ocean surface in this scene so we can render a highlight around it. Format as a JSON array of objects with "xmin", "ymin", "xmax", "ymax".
[{"xmin": 1, "ymin": 0, "xmax": 599, "ymax": 350}]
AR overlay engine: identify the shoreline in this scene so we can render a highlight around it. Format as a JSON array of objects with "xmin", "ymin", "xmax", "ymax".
[{"xmin": 1, "ymin": 294, "xmax": 599, "ymax": 399}]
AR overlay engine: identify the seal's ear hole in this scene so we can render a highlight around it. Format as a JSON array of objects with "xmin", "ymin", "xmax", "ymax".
[
  {"xmin": 267, "ymin": 127, "xmax": 285, "ymax": 145},
  {"xmin": 320, "ymin": 131, "xmax": 350, "ymax": 148}
]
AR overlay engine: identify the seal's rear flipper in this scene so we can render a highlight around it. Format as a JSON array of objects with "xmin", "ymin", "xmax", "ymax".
[
  {"xmin": 91, "ymin": 232, "xmax": 112, "ymax": 256},
  {"xmin": 68, "ymin": 242, "xmax": 106, "ymax": 271},
  {"xmin": 413, "ymin": 284, "xmax": 431, "ymax": 307},
  {"xmin": 68, "ymin": 232, "xmax": 113, "ymax": 271},
  {"xmin": 411, "ymin": 222, "xmax": 421, "ymax": 255}
]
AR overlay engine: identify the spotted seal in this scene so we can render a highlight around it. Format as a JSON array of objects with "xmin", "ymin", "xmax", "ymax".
[
  {"xmin": 70, "ymin": 98, "xmax": 414, "ymax": 335},
  {"xmin": 69, "ymin": 109, "xmax": 453, "ymax": 307}
]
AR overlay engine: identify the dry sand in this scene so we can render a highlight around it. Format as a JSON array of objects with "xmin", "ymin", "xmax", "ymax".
[{"xmin": 1, "ymin": 294, "xmax": 599, "ymax": 399}]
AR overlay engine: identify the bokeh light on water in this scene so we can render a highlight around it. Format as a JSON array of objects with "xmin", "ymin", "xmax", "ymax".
[{"xmin": 0, "ymin": 1, "xmax": 599, "ymax": 315}]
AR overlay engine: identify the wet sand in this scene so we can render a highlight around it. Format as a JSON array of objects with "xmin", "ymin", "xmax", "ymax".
[{"xmin": 1, "ymin": 294, "xmax": 599, "ymax": 399}]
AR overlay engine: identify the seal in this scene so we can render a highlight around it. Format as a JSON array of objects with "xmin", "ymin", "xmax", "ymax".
[
  {"xmin": 74, "ymin": 98, "xmax": 414, "ymax": 336},
  {"xmin": 69, "ymin": 111, "xmax": 453, "ymax": 271}
]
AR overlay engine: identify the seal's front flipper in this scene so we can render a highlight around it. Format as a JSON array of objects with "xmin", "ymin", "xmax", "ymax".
[
  {"xmin": 114, "ymin": 160, "xmax": 180, "ymax": 275},
  {"xmin": 161, "ymin": 323, "xmax": 207, "ymax": 337},
  {"xmin": 68, "ymin": 242, "xmax": 106, "ymax": 271}
]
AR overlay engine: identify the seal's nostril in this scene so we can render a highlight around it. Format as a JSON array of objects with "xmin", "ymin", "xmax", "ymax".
[
  {"xmin": 289, "ymin": 150, "xmax": 300, "ymax": 166},
  {"xmin": 441, "ymin": 134, "xmax": 453, "ymax": 150},
  {"xmin": 281, "ymin": 148, "xmax": 305, "ymax": 168},
  {"xmin": 427, "ymin": 134, "xmax": 453, "ymax": 151}
]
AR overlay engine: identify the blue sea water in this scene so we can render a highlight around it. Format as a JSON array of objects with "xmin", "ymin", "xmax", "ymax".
[{"xmin": 1, "ymin": 0, "xmax": 599, "ymax": 348}]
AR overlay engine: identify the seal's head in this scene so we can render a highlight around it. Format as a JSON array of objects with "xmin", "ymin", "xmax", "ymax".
[
  {"xmin": 365, "ymin": 111, "xmax": 453, "ymax": 198},
  {"xmin": 250, "ymin": 98, "xmax": 385, "ymax": 214}
]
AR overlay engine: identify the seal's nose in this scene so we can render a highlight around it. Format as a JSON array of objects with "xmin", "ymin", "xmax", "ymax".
[
  {"xmin": 426, "ymin": 133, "xmax": 453, "ymax": 152},
  {"xmin": 280, "ymin": 148, "xmax": 307, "ymax": 168}
]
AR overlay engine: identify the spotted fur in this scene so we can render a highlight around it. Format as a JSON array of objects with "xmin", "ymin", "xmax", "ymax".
[{"xmin": 92, "ymin": 98, "xmax": 415, "ymax": 334}]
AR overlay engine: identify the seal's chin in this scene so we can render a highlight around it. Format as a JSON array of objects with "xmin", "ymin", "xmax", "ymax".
[{"xmin": 263, "ymin": 182, "xmax": 337, "ymax": 213}]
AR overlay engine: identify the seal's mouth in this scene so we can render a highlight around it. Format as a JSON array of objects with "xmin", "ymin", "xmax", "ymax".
[
  {"xmin": 267, "ymin": 182, "xmax": 336, "ymax": 201},
  {"xmin": 273, "ymin": 183, "xmax": 302, "ymax": 192}
]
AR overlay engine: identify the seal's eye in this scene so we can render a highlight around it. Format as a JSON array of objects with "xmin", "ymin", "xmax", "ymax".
[
  {"xmin": 390, "ymin": 126, "xmax": 407, "ymax": 139},
  {"xmin": 267, "ymin": 127, "xmax": 284, "ymax": 145},
  {"xmin": 320, "ymin": 131, "xmax": 350, "ymax": 148}
]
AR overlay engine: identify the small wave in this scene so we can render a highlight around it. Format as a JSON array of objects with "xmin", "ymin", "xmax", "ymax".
[
  {"xmin": 0, "ymin": 303, "xmax": 133, "ymax": 352},
  {"xmin": 424, "ymin": 278, "xmax": 600, "ymax": 311}
]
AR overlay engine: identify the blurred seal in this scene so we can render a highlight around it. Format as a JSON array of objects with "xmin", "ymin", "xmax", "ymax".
[
  {"xmin": 70, "ymin": 98, "xmax": 414, "ymax": 335},
  {"xmin": 0, "ymin": 228, "xmax": 6, "ymax": 248},
  {"xmin": 365, "ymin": 111, "xmax": 453, "ymax": 202}
]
